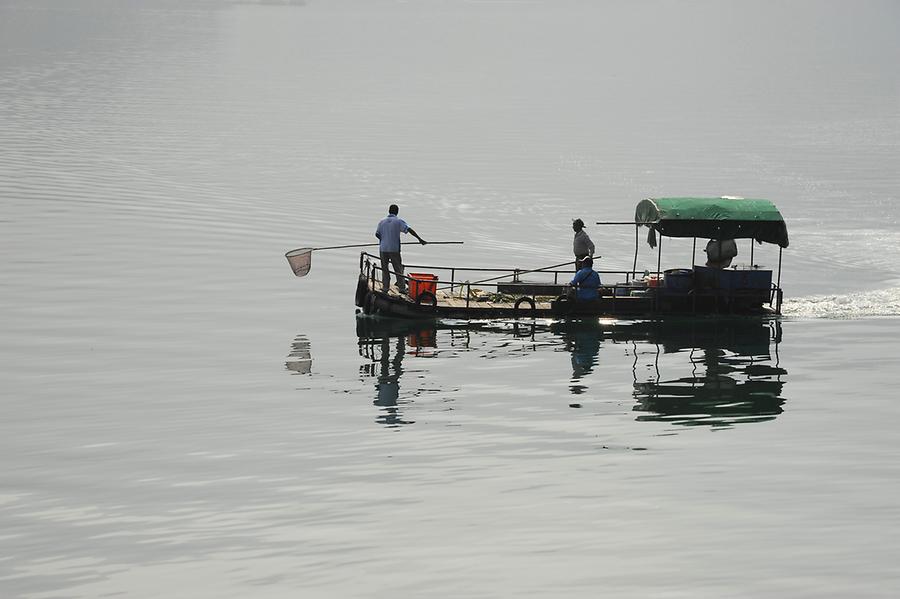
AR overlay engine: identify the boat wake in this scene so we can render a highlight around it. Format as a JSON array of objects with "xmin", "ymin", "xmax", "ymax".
[{"xmin": 782, "ymin": 286, "xmax": 900, "ymax": 319}]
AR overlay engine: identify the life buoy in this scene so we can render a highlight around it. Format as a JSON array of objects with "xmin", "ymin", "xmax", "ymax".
[
  {"xmin": 553, "ymin": 294, "xmax": 573, "ymax": 315},
  {"xmin": 514, "ymin": 296, "xmax": 536, "ymax": 317},
  {"xmin": 415, "ymin": 291, "xmax": 437, "ymax": 311}
]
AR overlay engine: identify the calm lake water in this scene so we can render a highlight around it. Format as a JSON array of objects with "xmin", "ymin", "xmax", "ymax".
[{"xmin": 2, "ymin": 1, "xmax": 900, "ymax": 597}]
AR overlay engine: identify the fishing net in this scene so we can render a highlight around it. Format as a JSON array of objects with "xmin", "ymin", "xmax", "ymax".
[{"xmin": 285, "ymin": 248, "xmax": 313, "ymax": 277}]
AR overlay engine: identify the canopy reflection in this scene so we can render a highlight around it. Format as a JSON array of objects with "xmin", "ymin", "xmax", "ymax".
[{"xmin": 549, "ymin": 318, "xmax": 786, "ymax": 427}]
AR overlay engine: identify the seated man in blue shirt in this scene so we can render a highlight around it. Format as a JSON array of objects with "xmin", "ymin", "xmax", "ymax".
[{"xmin": 569, "ymin": 256, "xmax": 601, "ymax": 301}]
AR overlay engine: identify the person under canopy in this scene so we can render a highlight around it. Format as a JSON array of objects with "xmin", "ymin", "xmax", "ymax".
[{"xmin": 704, "ymin": 238, "xmax": 737, "ymax": 269}]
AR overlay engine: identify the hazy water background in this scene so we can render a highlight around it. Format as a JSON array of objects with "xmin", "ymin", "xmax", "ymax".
[{"xmin": 2, "ymin": 0, "xmax": 900, "ymax": 597}]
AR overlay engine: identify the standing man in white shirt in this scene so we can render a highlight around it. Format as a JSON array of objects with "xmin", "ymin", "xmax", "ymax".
[
  {"xmin": 572, "ymin": 218, "xmax": 595, "ymax": 271},
  {"xmin": 375, "ymin": 204, "xmax": 427, "ymax": 293}
]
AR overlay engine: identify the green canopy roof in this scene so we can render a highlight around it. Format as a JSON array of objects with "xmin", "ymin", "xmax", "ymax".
[{"xmin": 635, "ymin": 197, "xmax": 789, "ymax": 247}]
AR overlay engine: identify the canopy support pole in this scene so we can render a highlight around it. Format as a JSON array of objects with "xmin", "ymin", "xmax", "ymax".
[
  {"xmin": 656, "ymin": 234, "xmax": 662, "ymax": 278},
  {"xmin": 776, "ymin": 247, "xmax": 783, "ymax": 289},
  {"xmin": 692, "ymin": 236, "xmax": 697, "ymax": 314},
  {"xmin": 750, "ymin": 239, "xmax": 755, "ymax": 266},
  {"xmin": 632, "ymin": 225, "xmax": 639, "ymax": 281},
  {"xmin": 776, "ymin": 247, "xmax": 783, "ymax": 314},
  {"xmin": 655, "ymin": 235, "xmax": 663, "ymax": 314}
]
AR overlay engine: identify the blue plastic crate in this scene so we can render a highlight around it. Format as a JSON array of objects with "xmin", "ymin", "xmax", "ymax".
[{"xmin": 694, "ymin": 266, "xmax": 772, "ymax": 290}]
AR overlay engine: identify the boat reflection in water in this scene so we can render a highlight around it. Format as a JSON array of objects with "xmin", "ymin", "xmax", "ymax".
[
  {"xmin": 549, "ymin": 318, "xmax": 786, "ymax": 427},
  {"xmin": 355, "ymin": 319, "xmax": 468, "ymax": 427},
  {"xmin": 343, "ymin": 316, "xmax": 786, "ymax": 429}
]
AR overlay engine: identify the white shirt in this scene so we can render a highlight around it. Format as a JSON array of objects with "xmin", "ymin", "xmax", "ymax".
[
  {"xmin": 375, "ymin": 214, "xmax": 409, "ymax": 253},
  {"xmin": 573, "ymin": 229, "xmax": 595, "ymax": 257}
]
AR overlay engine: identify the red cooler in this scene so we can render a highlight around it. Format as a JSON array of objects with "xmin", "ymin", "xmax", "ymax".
[{"xmin": 408, "ymin": 273, "xmax": 438, "ymax": 301}]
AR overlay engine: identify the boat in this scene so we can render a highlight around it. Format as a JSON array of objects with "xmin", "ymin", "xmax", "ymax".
[{"xmin": 355, "ymin": 197, "xmax": 789, "ymax": 320}]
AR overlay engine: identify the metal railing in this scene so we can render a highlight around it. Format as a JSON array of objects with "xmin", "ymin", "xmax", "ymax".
[
  {"xmin": 359, "ymin": 252, "xmax": 783, "ymax": 315},
  {"xmin": 360, "ymin": 252, "xmax": 646, "ymax": 307}
]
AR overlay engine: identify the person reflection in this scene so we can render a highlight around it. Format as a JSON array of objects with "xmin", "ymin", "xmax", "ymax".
[
  {"xmin": 553, "ymin": 321, "xmax": 603, "ymax": 394},
  {"xmin": 373, "ymin": 334, "xmax": 414, "ymax": 427}
]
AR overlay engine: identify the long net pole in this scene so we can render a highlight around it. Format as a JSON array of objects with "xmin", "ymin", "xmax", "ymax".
[{"xmin": 285, "ymin": 241, "xmax": 463, "ymax": 277}]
